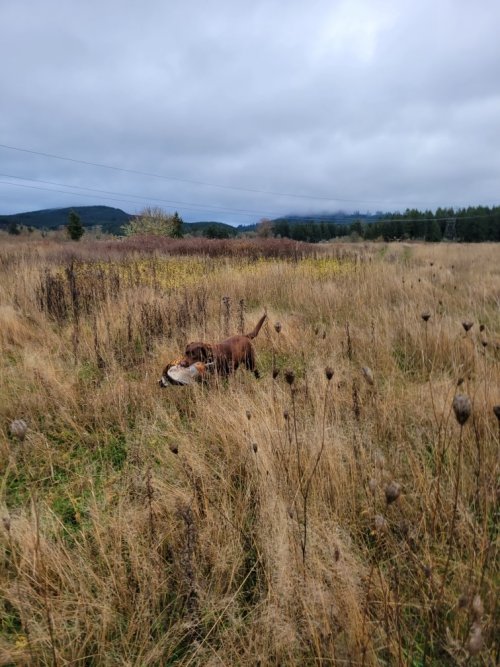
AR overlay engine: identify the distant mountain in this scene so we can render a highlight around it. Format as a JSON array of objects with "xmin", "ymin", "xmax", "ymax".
[
  {"xmin": 0, "ymin": 206, "xmax": 133, "ymax": 235},
  {"xmin": 0, "ymin": 205, "xmax": 378, "ymax": 238},
  {"xmin": 0, "ymin": 206, "xmax": 243, "ymax": 237}
]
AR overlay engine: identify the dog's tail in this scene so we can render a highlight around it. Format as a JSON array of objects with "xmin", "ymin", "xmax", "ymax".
[{"xmin": 246, "ymin": 313, "xmax": 267, "ymax": 339}]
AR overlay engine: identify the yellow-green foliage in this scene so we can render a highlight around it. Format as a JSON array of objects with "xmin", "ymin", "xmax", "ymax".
[{"xmin": 0, "ymin": 238, "xmax": 499, "ymax": 665}]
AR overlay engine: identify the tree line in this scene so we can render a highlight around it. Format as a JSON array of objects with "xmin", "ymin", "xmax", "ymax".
[{"xmin": 268, "ymin": 206, "xmax": 500, "ymax": 242}]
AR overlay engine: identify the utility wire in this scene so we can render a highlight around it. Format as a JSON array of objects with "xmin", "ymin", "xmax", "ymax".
[
  {"xmin": 0, "ymin": 142, "xmax": 393, "ymax": 205},
  {"xmin": 0, "ymin": 180, "xmax": 257, "ymax": 218},
  {"xmin": 1, "ymin": 179, "xmax": 498, "ymax": 226},
  {"xmin": 0, "ymin": 172, "xmax": 281, "ymax": 217}
]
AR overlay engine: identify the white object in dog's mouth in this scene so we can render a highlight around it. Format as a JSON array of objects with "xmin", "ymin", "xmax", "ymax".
[{"xmin": 161, "ymin": 362, "xmax": 207, "ymax": 386}]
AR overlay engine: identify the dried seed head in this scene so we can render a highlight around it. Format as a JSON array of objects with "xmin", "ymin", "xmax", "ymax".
[
  {"xmin": 385, "ymin": 481, "xmax": 401, "ymax": 505},
  {"xmin": 472, "ymin": 594, "xmax": 484, "ymax": 619},
  {"xmin": 423, "ymin": 565, "xmax": 432, "ymax": 578},
  {"xmin": 493, "ymin": 405, "xmax": 500, "ymax": 422},
  {"xmin": 274, "ymin": 321, "xmax": 282, "ymax": 334},
  {"xmin": 169, "ymin": 443, "xmax": 179, "ymax": 455},
  {"xmin": 481, "ymin": 338, "xmax": 488, "ymax": 348},
  {"xmin": 374, "ymin": 450, "xmax": 386, "ymax": 469},
  {"xmin": 462, "ymin": 320, "xmax": 474, "ymax": 332},
  {"xmin": 284, "ymin": 369, "xmax": 295, "ymax": 386},
  {"xmin": 421, "ymin": 311, "xmax": 431, "ymax": 322},
  {"xmin": 252, "ymin": 443, "xmax": 258, "ymax": 454},
  {"xmin": 272, "ymin": 367, "xmax": 280, "ymax": 379},
  {"xmin": 283, "ymin": 409, "xmax": 289, "ymax": 421},
  {"xmin": 374, "ymin": 514, "xmax": 388, "ymax": 534},
  {"xmin": 361, "ymin": 366, "xmax": 374, "ymax": 386},
  {"xmin": 246, "ymin": 410, "xmax": 252, "ymax": 420},
  {"xmin": 9, "ymin": 419, "xmax": 27, "ymax": 441},
  {"xmin": 314, "ymin": 326, "xmax": 319, "ymax": 336},
  {"xmin": 467, "ymin": 622, "xmax": 483, "ymax": 656},
  {"xmin": 452, "ymin": 394, "xmax": 472, "ymax": 426},
  {"xmin": 2, "ymin": 516, "xmax": 11, "ymax": 532},
  {"xmin": 325, "ymin": 366, "xmax": 334, "ymax": 381},
  {"xmin": 368, "ymin": 478, "xmax": 377, "ymax": 494},
  {"xmin": 479, "ymin": 323, "xmax": 485, "ymax": 332},
  {"xmin": 457, "ymin": 377, "xmax": 464, "ymax": 387}
]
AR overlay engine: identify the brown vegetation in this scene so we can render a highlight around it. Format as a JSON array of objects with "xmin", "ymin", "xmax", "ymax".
[{"xmin": 0, "ymin": 237, "xmax": 499, "ymax": 665}]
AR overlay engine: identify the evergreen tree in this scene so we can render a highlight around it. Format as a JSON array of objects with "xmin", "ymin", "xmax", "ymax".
[
  {"xmin": 171, "ymin": 211, "xmax": 184, "ymax": 238},
  {"xmin": 66, "ymin": 210, "xmax": 84, "ymax": 241}
]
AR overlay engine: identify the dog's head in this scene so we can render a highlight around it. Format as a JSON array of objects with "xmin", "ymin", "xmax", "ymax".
[{"xmin": 181, "ymin": 342, "xmax": 213, "ymax": 367}]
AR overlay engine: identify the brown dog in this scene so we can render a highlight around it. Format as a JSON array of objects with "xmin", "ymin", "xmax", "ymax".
[{"xmin": 180, "ymin": 313, "xmax": 267, "ymax": 378}]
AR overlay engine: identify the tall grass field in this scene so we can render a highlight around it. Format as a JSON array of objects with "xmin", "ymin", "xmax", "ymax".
[{"xmin": 0, "ymin": 236, "xmax": 499, "ymax": 665}]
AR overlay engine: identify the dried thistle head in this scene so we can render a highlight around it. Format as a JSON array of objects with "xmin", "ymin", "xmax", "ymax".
[
  {"xmin": 169, "ymin": 443, "xmax": 179, "ymax": 455},
  {"xmin": 283, "ymin": 409, "xmax": 289, "ymax": 421},
  {"xmin": 493, "ymin": 405, "xmax": 500, "ymax": 422},
  {"xmin": 452, "ymin": 394, "xmax": 472, "ymax": 426},
  {"xmin": 467, "ymin": 622, "xmax": 483, "ymax": 656},
  {"xmin": 284, "ymin": 369, "xmax": 295, "ymax": 386},
  {"xmin": 2, "ymin": 516, "xmax": 11, "ymax": 532},
  {"xmin": 272, "ymin": 367, "xmax": 280, "ymax": 379},
  {"xmin": 252, "ymin": 443, "xmax": 258, "ymax": 454},
  {"xmin": 421, "ymin": 311, "xmax": 431, "ymax": 322},
  {"xmin": 479, "ymin": 323, "xmax": 485, "ymax": 332},
  {"xmin": 325, "ymin": 366, "xmax": 334, "ymax": 381},
  {"xmin": 462, "ymin": 320, "xmax": 474, "ymax": 332},
  {"xmin": 9, "ymin": 419, "xmax": 27, "ymax": 441},
  {"xmin": 472, "ymin": 594, "xmax": 484, "ymax": 619},
  {"xmin": 361, "ymin": 366, "xmax": 374, "ymax": 386},
  {"xmin": 274, "ymin": 321, "xmax": 282, "ymax": 334},
  {"xmin": 373, "ymin": 514, "xmax": 388, "ymax": 534},
  {"xmin": 385, "ymin": 481, "xmax": 401, "ymax": 505},
  {"xmin": 246, "ymin": 410, "xmax": 252, "ymax": 420}
]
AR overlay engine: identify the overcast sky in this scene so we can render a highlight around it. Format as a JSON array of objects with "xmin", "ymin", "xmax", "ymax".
[{"xmin": 1, "ymin": 0, "xmax": 499, "ymax": 224}]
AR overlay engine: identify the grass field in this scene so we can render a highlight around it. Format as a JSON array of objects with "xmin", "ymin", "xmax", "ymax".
[{"xmin": 0, "ymin": 236, "xmax": 499, "ymax": 665}]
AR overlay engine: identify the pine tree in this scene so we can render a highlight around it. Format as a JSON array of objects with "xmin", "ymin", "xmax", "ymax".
[
  {"xmin": 171, "ymin": 211, "xmax": 184, "ymax": 238},
  {"xmin": 66, "ymin": 210, "xmax": 84, "ymax": 241}
]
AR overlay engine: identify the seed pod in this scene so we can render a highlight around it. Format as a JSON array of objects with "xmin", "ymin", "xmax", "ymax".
[
  {"xmin": 479, "ymin": 324, "xmax": 485, "ymax": 332},
  {"xmin": 361, "ymin": 366, "xmax": 374, "ymax": 386},
  {"xmin": 252, "ymin": 443, "xmax": 258, "ymax": 454},
  {"xmin": 274, "ymin": 322, "xmax": 282, "ymax": 334},
  {"xmin": 374, "ymin": 514, "xmax": 388, "ymax": 534},
  {"xmin": 9, "ymin": 419, "xmax": 27, "ymax": 441},
  {"xmin": 325, "ymin": 366, "xmax": 334, "ymax": 381},
  {"xmin": 272, "ymin": 367, "xmax": 280, "ymax": 379},
  {"xmin": 421, "ymin": 312, "xmax": 431, "ymax": 322},
  {"xmin": 467, "ymin": 622, "xmax": 483, "ymax": 656},
  {"xmin": 385, "ymin": 481, "xmax": 401, "ymax": 505},
  {"xmin": 284, "ymin": 369, "xmax": 295, "ymax": 386},
  {"xmin": 462, "ymin": 320, "xmax": 473, "ymax": 332},
  {"xmin": 169, "ymin": 443, "xmax": 179, "ymax": 455},
  {"xmin": 452, "ymin": 394, "xmax": 472, "ymax": 426},
  {"xmin": 283, "ymin": 410, "xmax": 289, "ymax": 421},
  {"xmin": 246, "ymin": 410, "xmax": 252, "ymax": 420},
  {"xmin": 472, "ymin": 594, "xmax": 484, "ymax": 619}
]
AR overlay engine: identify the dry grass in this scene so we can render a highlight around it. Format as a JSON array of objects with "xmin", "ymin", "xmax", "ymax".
[{"xmin": 0, "ymin": 238, "xmax": 499, "ymax": 665}]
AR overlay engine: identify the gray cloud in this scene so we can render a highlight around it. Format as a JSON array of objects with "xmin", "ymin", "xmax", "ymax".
[{"xmin": 1, "ymin": 0, "xmax": 499, "ymax": 223}]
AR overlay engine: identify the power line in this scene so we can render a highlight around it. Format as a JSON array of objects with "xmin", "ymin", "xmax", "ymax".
[
  {"xmin": 2, "ymin": 180, "xmax": 498, "ymax": 226},
  {"xmin": 0, "ymin": 180, "xmax": 258, "ymax": 218},
  {"xmin": 0, "ymin": 142, "xmax": 384, "ymax": 205},
  {"xmin": 0, "ymin": 172, "xmax": 281, "ymax": 217}
]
